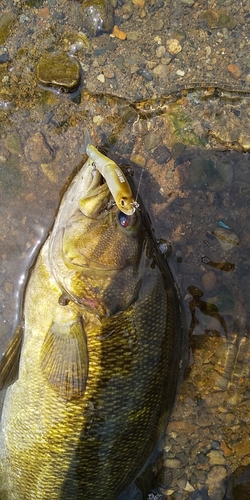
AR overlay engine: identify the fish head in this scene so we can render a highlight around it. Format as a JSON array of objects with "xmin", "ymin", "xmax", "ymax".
[{"xmin": 49, "ymin": 156, "xmax": 148, "ymax": 317}]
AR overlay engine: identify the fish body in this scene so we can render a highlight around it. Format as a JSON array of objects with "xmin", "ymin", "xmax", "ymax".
[{"xmin": 0, "ymin": 147, "xmax": 182, "ymax": 500}]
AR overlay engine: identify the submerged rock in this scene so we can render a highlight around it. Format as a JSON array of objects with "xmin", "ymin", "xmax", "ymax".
[
  {"xmin": 24, "ymin": 132, "xmax": 54, "ymax": 163},
  {"xmin": 188, "ymin": 156, "xmax": 233, "ymax": 191},
  {"xmin": 203, "ymin": 9, "xmax": 237, "ymax": 30},
  {"xmin": 81, "ymin": 0, "xmax": 114, "ymax": 36},
  {"xmin": 36, "ymin": 52, "xmax": 81, "ymax": 93},
  {"xmin": 213, "ymin": 227, "xmax": 239, "ymax": 252},
  {"xmin": 0, "ymin": 12, "xmax": 16, "ymax": 44}
]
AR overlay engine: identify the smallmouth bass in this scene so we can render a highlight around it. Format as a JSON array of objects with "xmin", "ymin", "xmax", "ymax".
[{"xmin": 0, "ymin": 145, "xmax": 182, "ymax": 499}]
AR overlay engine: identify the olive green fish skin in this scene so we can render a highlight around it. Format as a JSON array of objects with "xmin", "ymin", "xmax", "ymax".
[{"xmin": 0, "ymin": 156, "xmax": 182, "ymax": 500}]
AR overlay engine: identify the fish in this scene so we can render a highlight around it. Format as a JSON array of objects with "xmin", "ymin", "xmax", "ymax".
[{"xmin": 0, "ymin": 143, "xmax": 182, "ymax": 500}]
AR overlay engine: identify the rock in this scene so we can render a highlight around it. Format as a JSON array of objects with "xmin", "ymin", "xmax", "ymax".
[
  {"xmin": 204, "ymin": 9, "xmax": 237, "ymax": 30},
  {"xmin": 0, "ymin": 12, "xmax": 16, "ymax": 44},
  {"xmin": 36, "ymin": 52, "xmax": 81, "ymax": 93},
  {"xmin": 0, "ymin": 50, "xmax": 9, "ymax": 63},
  {"xmin": 166, "ymin": 39, "xmax": 182, "ymax": 55},
  {"xmin": 152, "ymin": 63, "xmax": 169, "ymax": 78},
  {"xmin": 202, "ymin": 271, "xmax": 217, "ymax": 291},
  {"xmin": 24, "ymin": 132, "xmax": 54, "ymax": 163},
  {"xmin": 132, "ymin": 0, "xmax": 145, "ymax": 7},
  {"xmin": 5, "ymin": 133, "xmax": 22, "ymax": 155},
  {"xmin": 144, "ymin": 131, "xmax": 160, "ymax": 151},
  {"xmin": 180, "ymin": 0, "xmax": 194, "ymax": 5},
  {"xmin": 164, "ymin": 458, "xmax": 182, "ymax": 468},
  {"xmin": 23, "ymin": 0, "xmax": 45, "ymax": 6},
  {"xmin": 112, "ymin": 25, "xmax": 127, "ymax": 40},
  {"xmin": 174, "ymin": 163, "xmax": 189, "ymax": 187},
  {"xmin": 207, "ymin": 450, "xmax": 226, "ymax": 465},
  {"xmin": 206, "ymin": 466, "xmax": 227, "ymax": 498},
  {"xmin": 0, "ymin": 157, "xmax": 22, "ymax": 196},
  {"xmin": 213, "ymin": 227, "xmax": 239, "ymax": 252},
  {"xmin": 155, "ymin": 46, "xmax": 165, "ymax": 58},
  {"xmin": 176, "ymin": 69, "xmax": 185, "ymax": 76},
  {"xmin": 227, "ymin": 63, "xmax": 243, "ymax": 80},
  {"xmin": 152, "ymin": 145, "xmax": 171, "ymax": 165},
  {"xmin": 81, "ymin": 0, "xmax": 114, "ymax": 36}
]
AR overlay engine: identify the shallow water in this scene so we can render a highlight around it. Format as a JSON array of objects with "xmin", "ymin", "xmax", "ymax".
[{"xmin": 0, "ymin": 0, "xmax": 250, "ymax": 498}]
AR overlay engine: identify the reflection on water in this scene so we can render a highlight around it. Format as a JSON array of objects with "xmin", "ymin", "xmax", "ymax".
[{"xmin": 0, "ymin": 86, "xmax": 249, "ymax": 498}]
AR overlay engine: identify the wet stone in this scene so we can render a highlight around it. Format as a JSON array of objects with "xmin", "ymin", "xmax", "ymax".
[
  {"xmin": 0, "ymin": 157, "xmax": 22, "ymax": 196},
  {"xmin": 213, "ymin": 227, "xmax": 239, "ymax": 252},
  {"xmin": 0, "ymin": 12, "xmax": 16, "ymax": 44},
  {"xmin": 36, "ymin": 52, "xmax": 81, "ymax": 93},
  {"xmin": 81, "ymin": 0, "xmax": 114, "ymax": 36},
  {"xmin": 166, "ymin": 38, "xmax": 182, "ymax": 55},
  {"xmin": 152, "ymin": 145, "xmax": 171, "ymax": 165},
  {"xmin": 206, "ymin": 465, "xmax": 227, "ymax": 498},
  {"xmin": 207, "ymin": 450, "xmax": 226, "ymax": 465},
  {"xmin": 202, "ymin": 271, "xmax": 217, "ymax": 292},
  {"xmin": 203, "ymin": 9, "xmax": 237, "ymax": 30},
  {"xmin": 145, "ymin": 131, "xmax": 161, "ymax": 151},
  {"xmin": 23, "ymin": 0, "xmax": 45, "ymax": 6},
  {"xmin": 5, "ymin": 133, "xmax": 22, "ymax": 155},
  {"xmin": 24, "ymin": 132, "xmax": 54, "ymax": 163},
  {"xmin": 227, "ymin": 63, "xmax": 243, "ymax": 80},
  {"xmin": 0, "ymin": 50, "xmax": 9, "ymax": 63}
]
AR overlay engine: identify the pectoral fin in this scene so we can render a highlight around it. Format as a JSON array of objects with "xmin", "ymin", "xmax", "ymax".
[
  {"xmin": 40, "ymin": 317, "xmax": 88, "ymax": 401},
  {"xmin": 0, "ymin": 325, "xmax": 23, "ymax": 390}
]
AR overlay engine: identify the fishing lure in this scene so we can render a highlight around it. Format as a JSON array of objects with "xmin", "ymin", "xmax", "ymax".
[{"xmin": 84, "ymin": 142, "xmax": 139, "ymax": 215}]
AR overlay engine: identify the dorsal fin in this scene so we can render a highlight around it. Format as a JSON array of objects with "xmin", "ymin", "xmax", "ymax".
[
  {"xmin": 0, "ymin": 325, "xmax": 23, "ymax": 390},
  {"xmin": 40, "ymin": 316, "xmax": 88, "ymax": 401}
]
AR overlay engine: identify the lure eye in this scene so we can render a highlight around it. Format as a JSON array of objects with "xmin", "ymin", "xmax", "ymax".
[{"xmin": 118, "ymin": 211, "xmax": 137, "ymax": 229}]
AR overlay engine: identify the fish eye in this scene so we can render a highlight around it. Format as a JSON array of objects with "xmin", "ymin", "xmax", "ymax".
[{"xmin": 118, "ymin": 211, "xmax": 138, "ymax": 229}]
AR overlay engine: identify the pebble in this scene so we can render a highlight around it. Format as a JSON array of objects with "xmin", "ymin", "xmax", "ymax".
[
  {"xmin": 176, "ymin": 69, "xmax": 185, "ymax": 76},
  {"xmin": 184, "ymin": 481, "xmax": 195, "ymax": 492},
  {"xmin": 227, "ymin": 63, "xmax": 243, "ymax": 80},
  {"xmin": 164, "ymin": 458, "xmax": 182, "ymax": 468},
  {"xmin": 206, "ymin": 465, "xmax": 227, "ymax": 497},
  {"xmin": 202, "ymin": 271, "xmax": 217, "ymax": 291},
  {"xmin": 112, "ymin": 25, "xmax": 127, "ymax": 40},
  {"xmin": 132, "ymin": 0, "xmax": 145, "ymax": 6},
  {"xmin": 97, "ymin": 73, "xmax": 105, "ymax": 83},
  {"xmin": 0, "ymin": 11, "xmax": 16, "ymax": 44},
  {"xmin": 152, "ymin": 145, "xmax": 171, "ymax": 165},
  {"xmin": 36, "ymin": 52, "xmax": 81, "ymax": 92},
  {"xmin": 144, "ymin": 131, "xmax": 160, "ymax": 151},
  {"xmin": 5, "ymin": 133, "xmax": 22, "ymax": 155},
  {"xmin": 207, "ymin": 450, "xmax": 226, "ymax": 465},
  {"xmin": 0, "ymin": 50, "xmax": 9, "ymax": 63},
  {"xmin": 103, "ymin": 68, "xmax": 115, "ymax": 79},
  {"xmin": 24, "ymin": 132, "xmax": 54, "ymax": 163},
  {"xmin": 152, "ymin": 64, "xmax": 169, "ymax": 78},
  {"xmin": 81, "ymin": 0, "xmax": 114, "ymax": 36},
  {"xmin": 156, "ymin": 45, "xmax": 165, "ymax": 58},
  {"xmin": 166, "ymin": 39, "xmax": 182, "ymax": 55},
  {"xmin": 204, "ymin": 9, "xmax": 237, "ymax": 30}
]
